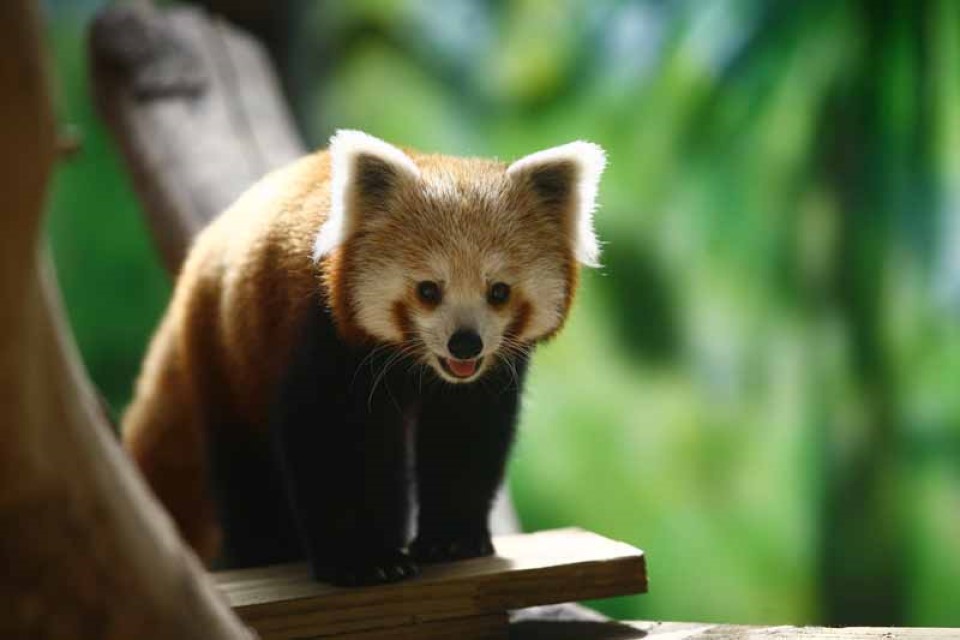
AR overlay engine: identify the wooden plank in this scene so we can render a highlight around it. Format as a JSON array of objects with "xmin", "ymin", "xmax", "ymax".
[
  {"xmin": 629, "ymin": 621, "xmax": 960, "ymax": 640},
  {"xmin": 215, "ymin": 529, "xmax": 646, "ymax": 639}
]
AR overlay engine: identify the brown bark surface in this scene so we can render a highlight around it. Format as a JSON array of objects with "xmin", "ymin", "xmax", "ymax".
[{"xmin": 0, "ymin": 2, "xmax": 251, "ymax": 637}]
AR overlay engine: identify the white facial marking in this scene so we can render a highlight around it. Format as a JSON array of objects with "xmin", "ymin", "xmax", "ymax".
[{"xmin": 353, "ymin": 268, "xmax": 407, "ymax": 342}]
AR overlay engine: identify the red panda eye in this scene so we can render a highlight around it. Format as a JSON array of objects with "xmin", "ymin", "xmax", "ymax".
[
  {"xmin": 488, "ymin": 282, "xmax": 511, "ymax": 305},
  {"xmin": 416, "ymin": 281, "xmax": 442, "ymax": 305}
]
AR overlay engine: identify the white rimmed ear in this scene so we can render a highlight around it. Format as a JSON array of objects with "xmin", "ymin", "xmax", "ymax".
[
  {"xmin": 313, "ymin": 130, "xmax": 420, "ymax": 261},
  {"xmin": 507, "ymin": 141, "xmax": 606, "ymax": 267}
]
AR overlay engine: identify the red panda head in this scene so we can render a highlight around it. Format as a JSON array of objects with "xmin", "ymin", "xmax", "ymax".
[{"xmin": 315, "ymin": 130, "xmax": 605, "ymax": 384}]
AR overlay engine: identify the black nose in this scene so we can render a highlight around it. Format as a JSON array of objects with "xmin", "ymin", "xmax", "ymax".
[{"xmin": 448, "ymin": 330, "xmax": 483, "ymax": 359}]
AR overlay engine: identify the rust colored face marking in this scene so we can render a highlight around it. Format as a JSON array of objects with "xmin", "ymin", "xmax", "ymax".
[
  {"xmin": 322, "ymin": 248, "xmax": 374, "ymax": 345},
  {"xmin": 391, "ymin": 299, "xmax": 415, "ymax": 340},
  {"xmin": 505, "ymin": 299, "xmax": 532, "ymax": 340}
]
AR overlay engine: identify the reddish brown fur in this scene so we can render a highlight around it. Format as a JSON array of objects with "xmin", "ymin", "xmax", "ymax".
[
  {"xmin": 124, "ymin": 152, "xmax": 332, "ymax": 559},
  {"xmin": 323, "ymin": 244, "xmax": 386, "ymax": 345},
  {"xmin": 122, "ymin": 147, "xmax": 583, "ymax": 563},
  {"xmin": 541, "ymin": 256, "xmax": 580, "ymax": 342}
]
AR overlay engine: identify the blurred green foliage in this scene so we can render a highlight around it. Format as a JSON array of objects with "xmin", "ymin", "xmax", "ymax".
[{"xmin": 44, "ymin": 0, "xmax": 960, "ymax": 627}]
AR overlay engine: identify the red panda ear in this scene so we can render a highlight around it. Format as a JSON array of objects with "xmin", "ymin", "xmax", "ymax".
[
  {"xmin": 313, "ymin": 130, "xmax": 420, "ymax": 261},
  {"xmin": 507, "ymin": 141, "xmax": 606, "ymax": 267}
]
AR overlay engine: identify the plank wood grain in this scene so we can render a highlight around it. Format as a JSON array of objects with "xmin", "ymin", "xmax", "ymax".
[{"xmin": 215, "ymin": 529, "xmax": 647, "ymax": 639}]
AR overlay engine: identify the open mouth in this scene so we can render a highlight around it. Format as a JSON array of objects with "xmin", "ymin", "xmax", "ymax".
[{"xmin": 438, "ymin": 356, "xmax": 484, "ymax": 380}]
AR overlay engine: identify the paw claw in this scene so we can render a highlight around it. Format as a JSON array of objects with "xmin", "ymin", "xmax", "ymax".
[
  {"xmin": 410, "ymin": 533, "xmax": 495, "ymax": 564},
  {"xmin": 317, "ymin": 549, "xmax": 420, "ymax": 587}
]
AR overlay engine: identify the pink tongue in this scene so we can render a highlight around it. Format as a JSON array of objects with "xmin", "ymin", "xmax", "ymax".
[{"xmin": 447, "ymin": 358, "xmax": 478, "ymax": 377}]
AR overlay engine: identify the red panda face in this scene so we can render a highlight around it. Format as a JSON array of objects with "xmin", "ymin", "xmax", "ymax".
[{"xmin": 315, "ymin": 131, "xmax": 605, "ymax": 384}]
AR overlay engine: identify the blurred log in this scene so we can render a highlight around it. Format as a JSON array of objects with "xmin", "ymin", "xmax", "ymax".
[
  {"xmin": 89, "ymin": 4, "xmax": 305, "ymax": 273},
  {"xmin": 0, "ymin": 1, "xmax": 251, "ymax": 638}
]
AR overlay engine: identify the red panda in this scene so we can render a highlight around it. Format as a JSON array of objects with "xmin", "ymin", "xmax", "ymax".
[{"xmin": 122, "ymin": 130, "xmax": 606, "ymax": 586}]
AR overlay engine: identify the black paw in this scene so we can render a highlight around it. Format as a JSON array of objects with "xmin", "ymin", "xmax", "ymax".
[
  {"xmin": 313, "ymin": 549, "xmax": 419, "ymax": 587},
  {"xmin": 410, "ymin": 532, "xmax": 495, "ymax": 564}
]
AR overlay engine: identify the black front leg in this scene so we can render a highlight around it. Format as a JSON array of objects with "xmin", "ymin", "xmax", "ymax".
[
  {"xmin": 412, "ymin": 354, "xmax": 528, "ymax": 563},
  {"xmin": 272, "ymin": 302, "xmax": 416, "ymax": 586}
]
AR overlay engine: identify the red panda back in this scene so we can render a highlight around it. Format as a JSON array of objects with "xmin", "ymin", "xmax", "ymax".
[{"xmin": 121, "ymin": 151, "xmax": 332, "ymax": 562}]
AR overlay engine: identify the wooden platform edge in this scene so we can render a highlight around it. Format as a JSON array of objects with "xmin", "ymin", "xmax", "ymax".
[{"xmin": 215, "ymin": 528, "xmax": 646, "ymax": 639}]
